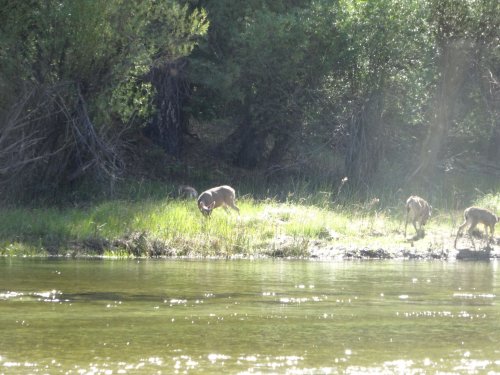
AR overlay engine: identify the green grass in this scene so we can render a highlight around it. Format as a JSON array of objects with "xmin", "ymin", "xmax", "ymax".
[
  {"xmin": 0, "ymin": 193, "xmax": 492, "ymax": 258},
  {"xmin": 0, "ymin": 177, "xmax": 498, "ymax": 258},
  {"xmin": 476, "ymin": 193, "xmax": 500, "ymax": 211}
]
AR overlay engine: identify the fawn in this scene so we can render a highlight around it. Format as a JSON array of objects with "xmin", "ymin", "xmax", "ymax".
[
  {"xmin": 405, "ymin": 195, "xmax": 432, "ymax": 238},
  {"xmin": 454, "ymin": 207, "xmax": 498, "ymax": 249}
]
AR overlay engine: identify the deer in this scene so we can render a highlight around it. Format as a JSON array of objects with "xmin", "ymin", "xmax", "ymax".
[
  {"xmin": 197, "ymin": 185, "xmax": 240, "ymax": 217},
  {"xmin": 405, "ymin": 195, "xmax": 432, "ymax": 239},
  {"xmin": 454, "ymin": 207, "xmax": 498, "ymax": 249},
  {"xmin": 177, "ymin": 185, "xmax": 198, "ymax": 199}
]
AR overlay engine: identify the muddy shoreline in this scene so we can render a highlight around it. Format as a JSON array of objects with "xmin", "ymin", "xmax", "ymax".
[
  {"xmin": 308, "ymin": 243, "xmax": 500, "ymax": 261},
  {"xmin": 55, "ymin": 232, "xmax": 500, "ymax": 261},
  {"xmin": 262, "ymin": 232, "xmax": 500, "ymax": 260}
]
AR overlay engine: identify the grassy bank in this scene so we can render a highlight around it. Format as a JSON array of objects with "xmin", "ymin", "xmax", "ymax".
[{"xmin": 1, "ymin": 189, "xmax": 498, "ymax": 259}]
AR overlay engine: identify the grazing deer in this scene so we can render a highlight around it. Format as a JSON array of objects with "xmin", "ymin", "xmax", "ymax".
[
  {"xmin": 405, "ymin": 195, "xmax": 432, "ymax": 238},
  {"xmin": 197, "ymin": 185, "xmax": 240, "ymax": 217},
  {"xmin": 454, "ymin": 207, "xmax": 498, "ymax": 249},
  {"xmin": 178, "ymin": 185, "xmax": 198, "ymax": 199}
]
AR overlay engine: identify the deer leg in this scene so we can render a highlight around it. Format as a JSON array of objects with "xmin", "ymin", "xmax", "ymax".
[
  {"xmin": 468, "ymin": 225, "xmax": 477, "ymax": 250},
  {"xmin": 228, "ymin": 201, "xmax": 240, "ymax": 214},
  {"xmin": 404, "ymin": 211, "xmax": 409, "ymax": 238},
  {"xmin": 454, "ymin": 221, "xmax": 467, "ymax": 248},
  {"xmin": 412, "ymin": 220, "xmax": 419, "ymax": 236},
  {"xmin": 484, "ymin": 225, "xmax": 491, "ymax": 246},
  {"xmin": 419, "ymin": 220, "xmax": 426, "ymax": 237}
]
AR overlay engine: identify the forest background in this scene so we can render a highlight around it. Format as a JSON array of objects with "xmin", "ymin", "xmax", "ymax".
[
  {"xmin": 0, "ymin": 0, "xmax": 499, "ymax": 210},
  {"xmin": 0, "ymin": 0, "xmax": 499, "ymax": 257}
]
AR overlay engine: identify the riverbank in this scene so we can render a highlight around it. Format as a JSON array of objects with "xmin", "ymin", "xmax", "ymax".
[{"xmin": 1, "ymin": 194, "xmax": 498, "ymax": 260}]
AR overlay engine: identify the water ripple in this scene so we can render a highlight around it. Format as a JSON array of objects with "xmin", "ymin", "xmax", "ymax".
[
  {"xmin": 0, "ymin": 290, "xmax": 68, "ymax": 303},
  {"xmin": 453, "ymin": 293, "xmax": 495, "ymax": 299}
]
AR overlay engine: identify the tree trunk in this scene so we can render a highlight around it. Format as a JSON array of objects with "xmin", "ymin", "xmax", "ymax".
[
  {"xmin": 481, "ymin": 68, "xmax": 500, "ymax": 161},
  {"xmin": 146, "ymin": 59, "xmax": 189, "ymax": 157},
  {"xmin": 345, "ymin": 93, "xmax": 384, "ymax": 185}
]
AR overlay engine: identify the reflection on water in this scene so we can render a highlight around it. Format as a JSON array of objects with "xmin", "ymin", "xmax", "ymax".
[{"xmin": 0, "ymin": 258, "xmax": 499, "ymax": 373}]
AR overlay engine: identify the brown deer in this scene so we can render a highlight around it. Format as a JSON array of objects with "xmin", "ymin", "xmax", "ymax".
[
  {"xmin": 405, "ymin": 195, "xmax": 432, "ymax": 238},
  {"xmin": 177, "ymin": 185, "xmax": 198, "ymax": 199},
  {"xmin": 197, "ymin": 185, "xmax": 240, "ymax": 217},
  {"xmin": 454, "ymin": 207, "xmax": 498, "ymax": 249}
]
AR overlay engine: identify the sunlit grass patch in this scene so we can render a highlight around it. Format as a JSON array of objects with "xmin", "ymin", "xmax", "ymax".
[
  {"xmin": 282, "ymin": 206, "xmax": 333, "ymax": 237},
  {"xmin": 475, "ymin": 193, "xmax": 500, "ymax": 212},
  {"xmin": 0, "ymin": 189, "xmax": 498, "ymax": 258}
]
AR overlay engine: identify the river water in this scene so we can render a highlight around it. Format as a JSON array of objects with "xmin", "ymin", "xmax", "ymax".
[{"xmin": 0, "ymin": 258, "xmax": 499, "ymax": 374}]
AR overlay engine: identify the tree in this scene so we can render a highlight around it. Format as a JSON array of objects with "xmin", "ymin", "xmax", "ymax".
[
  {"xmin": 143, "ymin": 2, "xmax": 208, "ymax": 157},
  {"xmin": 333, "ymin": 0, "xmax": 432, "ymax": 185},
  {"xmin": 411, "ymin": 0, "xmax": 500, "ymax": 182},
  {"xmin": 0, "ymin": 0, "xmax": 207, "ymax": 200},
  {"xmin": 189, "ymin": 1, "xmax": 347, "ymax": 169}
]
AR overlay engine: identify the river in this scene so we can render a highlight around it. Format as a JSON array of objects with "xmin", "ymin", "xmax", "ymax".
[{"xmin": 0, "ymin": 258, "xmax": 499, "ymax": 374}]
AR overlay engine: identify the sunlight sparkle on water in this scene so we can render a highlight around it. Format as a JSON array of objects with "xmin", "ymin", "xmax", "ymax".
[
  {"xmin": 147, "ymin": 357, "xmax": 163, "ymax": 365},
  {"xmin": 2, "ymin": 259, "xmax": 500, "ymax": 374},
  {"xmin": 279, "ymin": 296, "xmax": 324, "ymax": 304},
  {"xmin": 454, "ymin": 358, "xmax": 492, "ymax": 373},
  {"xmin": 295, "ymin": 284, "xmax": 314, "ymax": 289},
  {"xmin": 262, "ymin": 291, "xmax": 276, "ymax": 296},
  {"xmin": 166, "ymin": 298, "xmax": 187, "ymax": 306},
  {"xmin": 0, "ymin": 290, "xmax": 70, "ymax": 303},
  {"xmin": 34, "ymin": 290, "xmax": 60, "ymax": 299},
  {"xmin": 453, "ymin": 293, "xmax": 495, "ymax": 299},
  {"xmin": 0, "ymin": 291, "xmax": 23, "ymax": 300},
  {"xmin": 208, "ymin": 353, "xmax": 230, "ymax": 364}
]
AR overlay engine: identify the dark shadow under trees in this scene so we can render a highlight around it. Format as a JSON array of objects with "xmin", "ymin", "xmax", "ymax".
[
  {"xmin": 0, "ymin": 83, "xmax": 124, "ymax": 201},
  {"xmin": 145, "ymin": 59, "xmax": 191, "ymax": 158}
]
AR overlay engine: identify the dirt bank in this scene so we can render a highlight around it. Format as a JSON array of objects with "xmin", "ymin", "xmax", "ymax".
[{"xmin": 62, "ymin": 231, "xmax": 500, "ymax": 261}]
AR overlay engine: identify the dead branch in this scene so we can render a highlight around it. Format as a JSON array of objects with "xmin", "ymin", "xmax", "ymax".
[{"xmin": 0, "ymin": 82, "xmax": 125, "ymax": 200}]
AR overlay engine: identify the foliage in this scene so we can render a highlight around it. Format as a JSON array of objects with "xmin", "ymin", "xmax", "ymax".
[
  {"xmin": 0, "ymin": 0, "xmax": 498, "ymax": 203},
  {"xmin": 186, "ymin": 0, "xmax": 499, "ymax": 193},
  {"xmin": 0, "ymin": 0, "xmax": 208, "ymax": 201}
]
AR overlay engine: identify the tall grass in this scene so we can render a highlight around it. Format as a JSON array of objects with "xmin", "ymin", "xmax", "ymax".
[{"xmin": 0, "ymin": 177, "xmax": 498, "ymax": 258}]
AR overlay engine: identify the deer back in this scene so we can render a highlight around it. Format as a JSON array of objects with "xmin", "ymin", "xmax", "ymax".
[
  {"xmin": 406, "ymin": 196, "xmax": 431, "ymax": 220},
  {"xmin": 198, "ymin": 185, "xmax": 236, "ymax": 209},
  {"xmin": 465, "ymin": 207, "xmax": 498, "ymax": 225}
]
